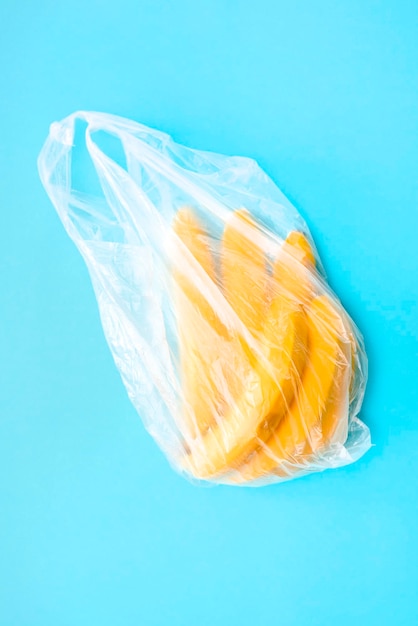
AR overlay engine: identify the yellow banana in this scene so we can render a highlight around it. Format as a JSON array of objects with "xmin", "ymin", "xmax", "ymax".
[
  {"xmin": 234, "ymin": 295, "xmax": 351, "ymax": 483},
  {"xmin": 184, "ymin": 214, "xmax": 308, "ymax": 478},
  {"xmin": 305, "ymin": 306, "xmax": 354, "ymax": 453},
  {"xmin": 173, "ymin": 207, "xmax": 258, "ymax": 442},
  {"xmin": 221, "ymin": 209, "xmax": 268, "ymax": 335},
  {"xmin": 172, "ymin": 207, "xmax": 226, "ymax": 437}
]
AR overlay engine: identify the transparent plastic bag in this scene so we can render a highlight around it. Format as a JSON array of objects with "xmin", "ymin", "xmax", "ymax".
[{"xmin": 38, "ymin": 111, "xmax": 371, "ymax": 486}]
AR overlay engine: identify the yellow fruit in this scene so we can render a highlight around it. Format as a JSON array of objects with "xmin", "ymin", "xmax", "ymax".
[
  {"xmin": 172, "ymin": 208, "xmax": 227, "ymax": 437},
  {"xmin": 222, "ymin": 209, "xmax": 268, "ymax": 335},
  {"xmin": 185, "ymin": 301, "xmax": 307, "ymax": 478},
  {"xmin": 184, "ymin": 216, "xmax": 308, "ymax": 478},
  {"xmin": 233, "ymin": 295, "xmax": 351, "ymax": 483}
]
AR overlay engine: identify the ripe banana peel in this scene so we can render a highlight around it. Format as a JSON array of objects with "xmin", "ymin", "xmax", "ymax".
[{"xmin": 172, "ymin": 207, "xmax": 361, "ymax": 484}]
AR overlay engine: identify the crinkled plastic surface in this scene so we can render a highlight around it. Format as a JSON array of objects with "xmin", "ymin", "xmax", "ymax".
[{"xmin": 38, "ymin": 111, "xmax": 371, "ymax": 486}]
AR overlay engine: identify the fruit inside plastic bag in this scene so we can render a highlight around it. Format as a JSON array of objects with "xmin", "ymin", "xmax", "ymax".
[{"xmin": 38, "ymin": 111, "xmax": 371, "ymax": 486}]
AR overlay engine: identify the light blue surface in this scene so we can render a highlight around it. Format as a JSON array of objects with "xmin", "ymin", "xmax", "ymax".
[{"xmin": 1, "ymin": 1, "xmax": 417, "ymax": 624}]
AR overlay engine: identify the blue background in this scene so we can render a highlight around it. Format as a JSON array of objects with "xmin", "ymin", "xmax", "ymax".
[{"xmin": 1, "ymin": 1, "xmax": 417, "ymax": 624}]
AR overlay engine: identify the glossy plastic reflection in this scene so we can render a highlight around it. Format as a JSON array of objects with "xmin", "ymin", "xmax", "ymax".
[{"xmin": 38, "ymin": 111, "xmax": 371, "ymax": 486}]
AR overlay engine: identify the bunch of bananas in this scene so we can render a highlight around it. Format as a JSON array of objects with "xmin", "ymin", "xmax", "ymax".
[{"xmin": 172, "ymin": 207, "xmax": 361, "ymax": 484}]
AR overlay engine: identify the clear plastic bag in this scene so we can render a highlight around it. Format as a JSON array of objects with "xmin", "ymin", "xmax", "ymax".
[{"xmin": 38, "ymin": 111, "xmax": 371, "ymax": 486}]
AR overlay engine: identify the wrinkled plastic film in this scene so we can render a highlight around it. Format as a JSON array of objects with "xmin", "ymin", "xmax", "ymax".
[{"xmin": 38, "ymin": 111, "xmax": 370, "ymax": 486}]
